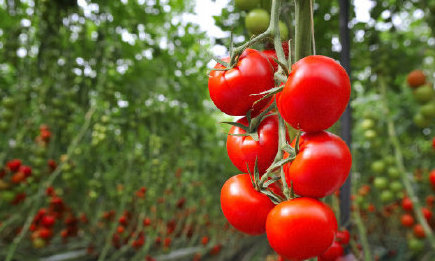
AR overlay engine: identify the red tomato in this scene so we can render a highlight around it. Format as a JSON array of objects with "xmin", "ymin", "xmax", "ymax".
[
  {"xmin": 208, "ymin": 49, "xmax": 274, "ymax": 116},
  {"xmin": 318, "ymin": 241, "xmax": 344, "ymax": 261},
  {"xmin": 7, "ymin": 159, "xmax": 21, "ymax": 172},
  {"xmin": 400, "ymin": 214, "xmax": 414, "ymax": 227},
  {"xmin": 402, "ymin": 197, "xmax": 413, "ymax": 211},
  {"xmin": 276, "ymin": 55, "xmax": 351, "ymax": 132},
  {"xmin": 429, "ymin": 169, "xmax": 435, "ymax": 191},
  {"xmin": 227, "ymin": 115, "xmax": 279, "ymax": 175},
  {"xmin": 426, "ymin": 195, "xmax": 435, "ymax": 207},
  {"xmin": 220, "ymin": 174, "xmax": 275, "ymax": 235},
  {"xmin": 422, "ymin": 208, "xmax": 432, "ymax": 222},
  {"xmin": 283, "ymin": 131, "xmax": 351, "ymax": 198},
  {"xmin": 266, "ymin": 198, "xmax": 338, "ymax": 260},
  {"xmin": 263, "ymin": 49, "xmax": 278, "ymax": 71},
  {"xmin": 41, "ymin": 215, "xmax": 56, "ymax": 227},
  {"xmin": 413, "ymin": 224, "xmax": 425, "ymax": 238},
  {"xmin": 336, "ymin": 229, "xmax": 350, "ymax": 245}
]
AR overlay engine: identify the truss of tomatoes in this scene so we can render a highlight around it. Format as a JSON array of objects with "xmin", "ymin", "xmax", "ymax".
[{"xmin": 208, "ymin": 49, "xmax": 352, "ymax": 260}]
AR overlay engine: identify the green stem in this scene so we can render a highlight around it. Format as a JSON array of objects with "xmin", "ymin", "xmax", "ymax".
[
  {"xmin": 294, "ymin": 0, "xmax": 312, "ymax": 61},
  {"xmin": 378, "ymin": 76, "xmax": 435, "ymax": 249},
  {"xmin": 352, "ymin": 205, "xmax": 373, "ymax": 261}
]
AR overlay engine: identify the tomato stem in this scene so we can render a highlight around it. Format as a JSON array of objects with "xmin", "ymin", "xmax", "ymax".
[{"xmin": 294, "ymin": 0, "xmax": 312, "ymax": 61}]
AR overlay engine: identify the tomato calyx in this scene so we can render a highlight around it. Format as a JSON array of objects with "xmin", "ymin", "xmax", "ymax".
[{"xmin": 223, "ymin": 104, "xmax": 276, "ymax": 141}]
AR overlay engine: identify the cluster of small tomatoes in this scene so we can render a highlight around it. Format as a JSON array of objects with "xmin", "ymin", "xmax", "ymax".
[
  {"xmin": 407, "ymin": 69, "xmax": 435, "ymax": 128},
  {"xmin": 208, "ymin": 38, "xmax": 352, "ymax": 259}
]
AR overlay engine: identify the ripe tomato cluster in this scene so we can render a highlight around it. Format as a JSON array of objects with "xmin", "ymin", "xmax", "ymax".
[{"xmin": 209, "ymin": 44, "xmax": 352, "ymax": 259}]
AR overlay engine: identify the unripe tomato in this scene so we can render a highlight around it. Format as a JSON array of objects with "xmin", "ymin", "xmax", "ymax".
[
  {"xmin": 387, "ymin": 167, "xmax": 400, "ymax": 178},
  {"xmin": 364, "ymin": 129, "xmax": 377, "ymax": 139},
  {"xmin": 371, "ymin": 160, "xmax": 385, "ymax": 174},
  {"xmin": 400, "ymin": 214, "xmax": 414, "ymax": 227},
  {"xmin": 284, "ymin": 131, "xmax": 351, "ymax": 198},
  {"xmin": 361, "ymin": 118, "xmax": 375, "ymax": 129},
  {"xmin": 226, "ymin": 115, "xmax": 278, "ymax": 175},
  {"xmin": 317, "ymin": 241, "xmax": 344, "ymax": 261},
  {"xmin": 278, "ymin": 21, "xmax": 289, "ymax": 41},
  {"xmin": 407, "ymin": 70, "xmax": 426, "ymax": 88},
  {"xmin": 413, "ymin": 84, "xmax": 434, "ymax": 104},
  {"xmin": 373, "ymin": 177, "xmax": 388, "ymax": 189},
  {"xmin": 380, "ymin": 190, "xmax": 394, "ymax": 202},
  {"xmin": 276, "ymin": 55, "xmax": 350, "ymax": 132},
  {"xmin": 389, "ymin": 181, "xmax": 403, "ymax": 192},
  {"xmin": 208, "ymin": 49, "xmax": 274, "ymax": 116},
  {"xmin": 408, "ymin": 238, "xmax": 424, "ymax": 253},
  {"xmin": 266, "ymin": 198, "xmax": 338, "ymax": 260},
  {"xmin": 245, "ymin": 9, "xmax": 270, "ymax": 35},
  {"xmin": 420, "ymin": 102, "xmax": 435, "ymax": 118},
  {"xmin": 235, "ymin": 0, "xmax": 260, "ymax": 11},
  {"xmin": 413, "ymin": 113, "xmax": 430, "ymax": 128},
  {"xmin": 221, "ymin": 174, "xmax": 275, "ymax": 235}
]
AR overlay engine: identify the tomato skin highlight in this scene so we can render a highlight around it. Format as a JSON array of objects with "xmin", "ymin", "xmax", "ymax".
[
  {"xmin": 226, "ymin": 115, "xmax": 279, "ymax": 175},
  {"xmin": 266, "ymin": 197, "xmax": 338, "ymax": 260},
  {"xmin": 220, "ymin": 174, "xmax": 275, "ymax": 235},
  {"xmin": 208, "ymin": 49, "xmax": 274, "ymax": 116},
  {"xmin": 284, "ymin": 131, "xmax": 352, "ymax": 198},
  {"xmin": 277, "ymin": 55, "xmax": 351, "ymax": 132}
]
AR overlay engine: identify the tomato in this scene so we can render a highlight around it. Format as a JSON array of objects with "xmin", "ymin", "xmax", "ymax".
[
  {"xmin": 262, "ymin": 42, "xmax": 291, "ymax": 72},
  {"xmin": 361, "ymin": 118, "xmax": 375, "ymax": 129},
  {"xmin": 426, "ymin": 195, "xmax": 435, "ymax": 207},
  {"xmin": 413, "ymin": 112, "xmax": 430, "ymax": 128},
  {"xmin": 276, "ymin": 55, "xmax": 351, "ymax": 132},
  {"xmin": 371, "ymin": 160, "xmax": 385, "ymax": 174},
  {"xmin": 266, "ymin": 198, "xmax": 337, "ymax": 260},
  {"xmin": 430, "ymin": 170, "xmax": 435, "ymax": 191},
  {"xmin": 318, "ymin": 242, "xmax": 344, "ymax": 261},
  {"xmin": 227, "ymin": 115, "xmax": 278, "ymax": 175},
  {"xmin": 364, "ymin": 129, "xmax": 377, "ymax": 139},
  {"xmin": 245, "ymin": 9, "xmax": 270, "ymax": 35},
  {"xmin": 380, "ymin": 190, "xmax": 394, "ymax": 202},
  {"xmin": 336, "ymin": 230, "xmax": 350, "ymax": 245},
  {"xmin": 279, "ymin": 21, "xmax": 289, "ymax": 41},
  {"xmin": 387, "ymin": 167, "xmax": 400, "ymax": 178},
  {"xmin": 7, "ymin": 159, "xmax": 21, "ymax": 172},
  {"xmin": 401, "ymin": 214, "xmax": 414, "ymax": 227},
  {"xmin": 373, "ymin": 177, "xmax": 388, "ymax": 189},
  {"xmin": 220, "ymin": 174, "xmax": 275, "ymax": 235},
  {"xmin": 208, "ymin": 49, "xmax": 274, "ymax": 116},
  {"xmin": 420, "ymin": 101, "xmax": 435, "ymax": 118},
  {"xmin": 283, "ymin": 131, "xmax": 351, "ymax": 198},
  {"xmin": 413, "ymin": 224, "xmax": 425, "ymax": 238},
  {"xmin": 389, "ymin": 181, "xmax": 403, "ymax": 192},
  {"xmin": 408, "ymin": 238, "xmax": 424, "ymax": 253},
  {"xmin": 413, "ymin": 84, "xmax": 434, "ymax": 104},
  {"xmin": 235, "ymin": 0, "xmax": 260, "ymax": 11},
  {"xmin": 407, "ymin": 70, "xmax": 426, "ymax": 88},
  {"xmin": 422, "ymin": 208, "xmax": 432, "ymax": 222},
  {"xmin": 402, "ymin": 197, "xmax": 413, "ymax": 211}
]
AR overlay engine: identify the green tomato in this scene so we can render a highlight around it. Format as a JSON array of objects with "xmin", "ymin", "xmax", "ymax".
[
  {"xmin": 408, "ymin": 238, "xmax": 424, "ymax": 253},
  {"xmin": 384, "ymin": 155, "xmax": 395, "ymax": 165},
  {"xmin": 380, "ymin": 190, "xmax": 394, "ymax": 202},
  {"xmin": 413, "ymin": 113, "xmax": 430, "ymax": 128},
  {"xmin": 361, "ymin": 118, "xmax": 375, "ymax": 129},
  {"xmin": 420, "ymin": 101, "xmax": 435, "ymax": 118},
  {"xmin": 2, "ymin": 97, "xmax": 15, "ymax": 108},
  {"xmin": 235, "ymin": 0, "xmax": 260, "ymax": 11},
  {"xmin": 279, "ymin": 21, "xmax": 289, "ymax": 40},
  {"xmin": 245, "ymin": 9, "xmax": 270, "ymax": 35},
  {"xmin": 387, "ymin": 167, "xmax": 400, "ymax": 178},
  {"xmin": 364, "ymin": 129, "xmax": 377, "ymax": 139},
  {"xmin": 374, "ymin": 177, "xmax": 388, "ymax": 189},
  {"xmin": 389, "ymin": 180, "xmax": 403, "ymax": 192},
  {"xmin": 371, "ymin": 160, "xmax": 385, "ymax": 174},
  {"xmin": 413, "ymin": 85, "xmax": 434, "ymax": 104}
]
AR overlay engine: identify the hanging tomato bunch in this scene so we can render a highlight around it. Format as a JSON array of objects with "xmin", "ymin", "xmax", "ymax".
[{"xmin": 208, "ymin": 1, "xmax": 352, "ymax": 259}]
